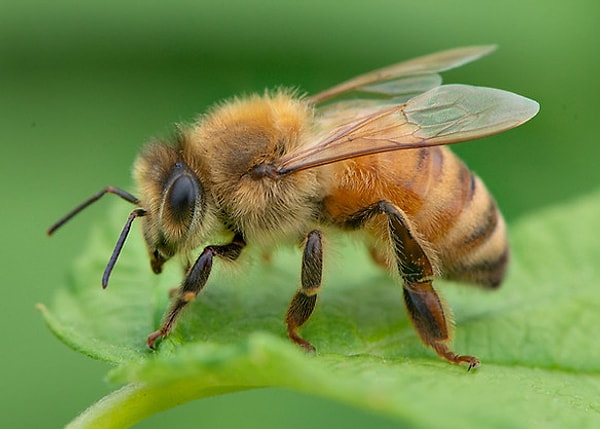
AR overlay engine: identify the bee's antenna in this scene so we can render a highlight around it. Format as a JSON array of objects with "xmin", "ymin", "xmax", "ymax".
[
  {"xmin": 102, "ymin": 208, "xmax": 147, "ymax": 289},
  {"xmin": 47, "ymin": 186, "xmax": 140, "ymax": 236}
]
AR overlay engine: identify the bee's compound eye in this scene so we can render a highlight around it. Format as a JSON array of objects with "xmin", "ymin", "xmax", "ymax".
[{"xmin": 167, "ymin": 175, "xmax": 197, "ymax": 222}]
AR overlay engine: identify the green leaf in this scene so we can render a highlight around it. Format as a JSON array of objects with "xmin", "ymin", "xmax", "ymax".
[{"xmin": 40, "ymin": 190, "xmax": 600, "ymax": 428}]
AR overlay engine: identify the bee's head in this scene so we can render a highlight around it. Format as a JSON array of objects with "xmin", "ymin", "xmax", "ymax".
[
  {"xmin": 134, "ymin": 139, "xmax": 214, "ymax": 274},
  {"xmin": 46, "ymin": 134, "xmax": 216, "ymax": 289}
]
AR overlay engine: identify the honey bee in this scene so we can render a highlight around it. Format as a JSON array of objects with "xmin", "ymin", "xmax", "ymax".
[{"xmin": 48, "ymin": 46, "xmax": 539, "ymax": 369}]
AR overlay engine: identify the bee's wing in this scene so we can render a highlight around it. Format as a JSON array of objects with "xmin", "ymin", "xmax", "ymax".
[
  {"xmin": 277, "ymin": 84, "xmax": 539, "ymax": 174},
  {"xmin": 308, "ymin": 45, "xmax": 496, "ymax": 104}
]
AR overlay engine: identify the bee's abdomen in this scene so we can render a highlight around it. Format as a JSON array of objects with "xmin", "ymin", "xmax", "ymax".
[
  {"xmin": 426, "ymin": 154, "xmax": 509, "ymax": 288},
  {"xmin": 324, "ymin": 146, "xmax": 509, "ymax": 288}
]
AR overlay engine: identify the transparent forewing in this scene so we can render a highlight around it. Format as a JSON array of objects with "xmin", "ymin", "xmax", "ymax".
[
  {"xmin": 308, "ymin": 45, "xmax": 496, "ymax": 104},
  {"xmin": 404, "ymin": 84, "xmax": 540, "ymax": 143},
  {"xmin": 277, "ymin": 84, "xmax": 539, "ymax": 174}
]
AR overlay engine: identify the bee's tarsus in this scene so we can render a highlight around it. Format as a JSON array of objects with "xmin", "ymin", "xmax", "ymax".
[{"xmin": 146, "ymin": 329, "xmax": 164, "ymax": 350}]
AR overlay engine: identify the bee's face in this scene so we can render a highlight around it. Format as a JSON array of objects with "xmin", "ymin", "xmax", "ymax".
[{"xmin": 134, "ymin": 142, "xmax": 210, "ymax": 274}]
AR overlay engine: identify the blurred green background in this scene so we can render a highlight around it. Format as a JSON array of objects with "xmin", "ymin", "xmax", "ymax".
[{"xmin": 1, "ymin": 0, "xmax": 598, "ymax": 427}]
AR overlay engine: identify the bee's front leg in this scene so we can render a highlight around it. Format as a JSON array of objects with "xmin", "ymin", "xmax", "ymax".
[
  {"xmin": 147, "ymin": 233, "xmax": 246, "ymax": 349},
  {"xmin": 285, "ymin": 230, "xmax": 323, "ymax": 352}
]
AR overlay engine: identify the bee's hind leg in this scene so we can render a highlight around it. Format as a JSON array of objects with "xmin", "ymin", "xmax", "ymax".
[
  {"xmin": 342, "ymin": 200, "xmax": 479, "ymax": 369},
  {"xmin": 382, "ymin": 201, "xmax": 479, "ymax": 369}
]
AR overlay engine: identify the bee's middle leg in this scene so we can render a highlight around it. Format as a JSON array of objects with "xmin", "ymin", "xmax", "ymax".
[{"xmin": 285, "ymin": 230, "xmax": 323, "ymax": 352}]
